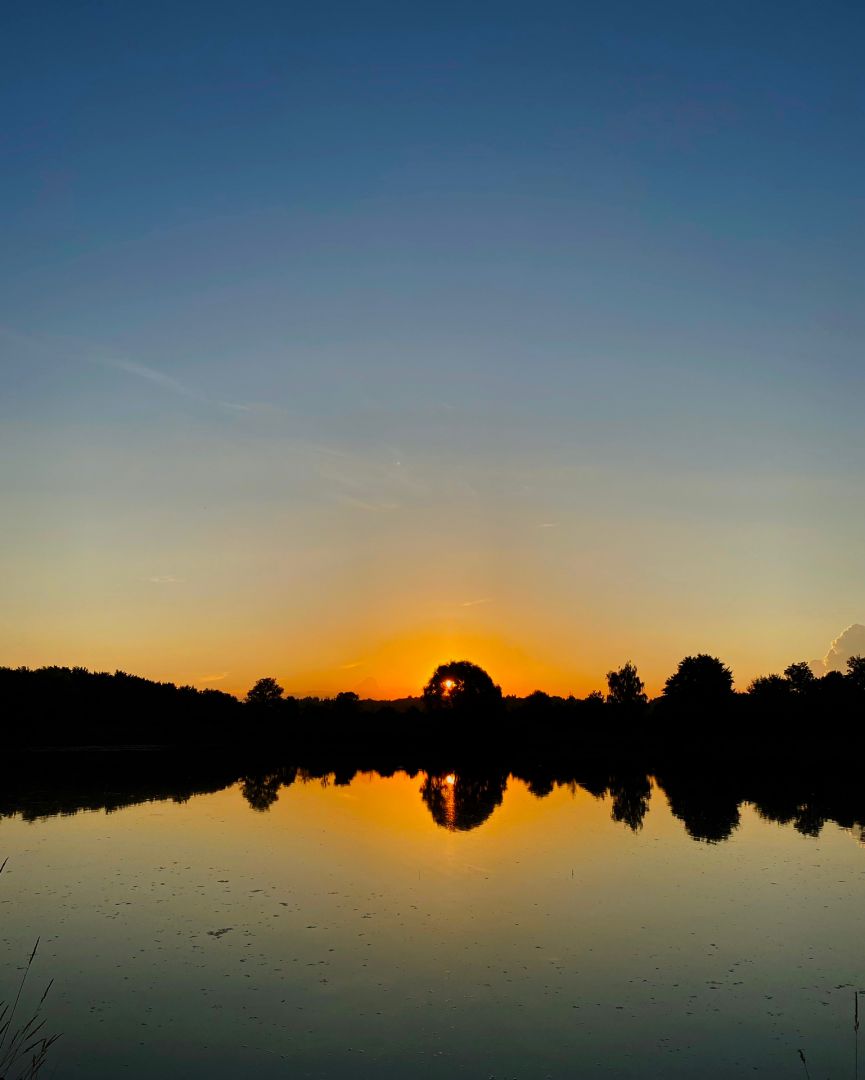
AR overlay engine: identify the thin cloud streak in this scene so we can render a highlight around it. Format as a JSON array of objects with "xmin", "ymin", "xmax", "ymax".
[
  {"xmin": 100, "ymin": 357, "xmax": 252, "ymax": 412},
  {"xmin": 106, "ymin": 358, "xmax": 194, "ymax": 398}
]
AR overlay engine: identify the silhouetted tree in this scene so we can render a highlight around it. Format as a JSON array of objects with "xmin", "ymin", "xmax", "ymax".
[
  {"xmin": 245, "ymin": 677, "xmax": 284, "ymax": 708},
  {"xmin": 784, "ymin": 661, "xmax": 815, "ymax": 695},
  {"xmin": 331, "ymin": 691, "xmax": 360, "ymax": 723},
  {"xmin": 525, "ymin": 690, "xmax": 551, "ymax": 706},
  {"xmin": 605, "ymin": 661, "xmax": 648, "ymax": 707},
  {"xmin": 817, "ymin": 669, "xmax": 850, "ymax": 709},
  {"xmin": 662, "ymin": 654, "xmax": 734, "ymax": 708},
  {"xmin": 747, "ymin": 673, "xmax": 792, "ymax": 706},
  {"xmin": 422, "ymin": 660, "xmax": 502, "ymax": 712},
  {"xmin": 846, "ymin": 656, "xmax": 865, "ymax": 694}
]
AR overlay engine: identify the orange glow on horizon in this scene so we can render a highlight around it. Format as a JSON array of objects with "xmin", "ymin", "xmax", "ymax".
[
  {"xmin": 263, "ymin": 628, "xmax": 597, "ymax": 702},
  {"xmin": 10, "ymin": 608, "xmax": 815, "ymax": 704}
]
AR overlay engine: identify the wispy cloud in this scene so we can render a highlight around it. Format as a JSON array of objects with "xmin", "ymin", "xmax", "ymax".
[
  {"xmin": 197, "ymin": 672, "xmax": 229, "ymax": 683},
  {"xmin": 101, "ymin": 357, "xmax": 251, "ymax": 412},
  {"xmin": 107, "ymin": 358, "xmax": 195, "ymax": 397},
  {"xmin": 334, "ymin": 495, "xmax": 400, "ymax": 512},
  {"xmin": 340, "ymin": 660, "xmax": 364, "ymax": 670},
  {"xmin": 538, "ymin": 522, "xmax": 557, "ymax": 529},
  {"xmin": 1, "ymin": 324, "xmax": 267, "ymax": 414},
  {"xmin": 310, "ymin": 441, "xmax": 457, "ymax": 514},
  {"xmin": 461, "ymin": 597, "xmax": 494, "ymax": 608},
  {"xmin": 147, "ymin": 575, "xmax": 185, "ymax": 584}
]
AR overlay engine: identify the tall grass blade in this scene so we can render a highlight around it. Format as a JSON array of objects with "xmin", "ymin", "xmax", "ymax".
[{"xmin": 1, "ymin": 859, "xmax": 60, "ymax": 1078}]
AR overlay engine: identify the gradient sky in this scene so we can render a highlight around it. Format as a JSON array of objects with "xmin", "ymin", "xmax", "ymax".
[{"xmin": 1, "ymin": 0, "xmax": 863, "ymax": 698}]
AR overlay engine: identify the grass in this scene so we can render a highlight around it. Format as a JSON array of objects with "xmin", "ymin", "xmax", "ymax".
[
  {"xmin": 0, "ymin": 858, "xmax": 60, "ymax": 1079},
  {"xmin": 798, "ymin": 989, "xmax": 863, "ymax": 1079}
]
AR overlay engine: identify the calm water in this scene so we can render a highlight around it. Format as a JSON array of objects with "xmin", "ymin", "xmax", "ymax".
[{"xmin": 2, "ymin": 766, "xmax": 864, "ymax": 1078}]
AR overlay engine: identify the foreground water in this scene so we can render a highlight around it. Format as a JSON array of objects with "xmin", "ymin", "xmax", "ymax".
[{"xmin": 2, "ymin": 765, "xmax": 864, "ymax": 1078}]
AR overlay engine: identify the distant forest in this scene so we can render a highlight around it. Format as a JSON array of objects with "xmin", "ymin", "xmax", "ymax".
[{"xmin": 1, "ymin": 652, "xmax": 864, "ymax": 756}]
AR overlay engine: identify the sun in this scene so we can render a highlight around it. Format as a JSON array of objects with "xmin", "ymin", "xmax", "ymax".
[{"xmin": 441, "ymin": 678, "xmax": 456, "ymax": 695}]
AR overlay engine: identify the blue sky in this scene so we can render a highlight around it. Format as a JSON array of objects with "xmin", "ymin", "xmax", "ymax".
[{"xmin": 1, "ymin": 0, "xmax": 863, "ymax": 695}]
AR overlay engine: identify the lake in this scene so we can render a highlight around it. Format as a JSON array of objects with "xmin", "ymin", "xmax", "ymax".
[{"xmin": 2, "ymin": 759, "xmax": 864, "ymax": 1078}]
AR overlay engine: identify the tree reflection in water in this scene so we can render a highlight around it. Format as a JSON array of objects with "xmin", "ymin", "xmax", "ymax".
[
  {"xmin": 609, "ymin": 773, "xmax": 652, "ymax": 832},
  {"xmin": 4, "ymin": 753, "xmax": 865, "ymax": 847},
  {"xmin": 420, "ymin": 772, "xmax": 509, "ymax": 831},
  {"xmin": 240, "ymin": 766, "xmax": 298, "ymax": 812}
]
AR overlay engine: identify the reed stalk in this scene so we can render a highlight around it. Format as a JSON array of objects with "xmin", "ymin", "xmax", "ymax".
[{"xmin": 0, "ymin": 859, "xmax": 60, "ymax": 1079}]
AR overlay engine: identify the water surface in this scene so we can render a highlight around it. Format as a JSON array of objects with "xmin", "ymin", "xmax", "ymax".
[{"xmin": 2, "ymin": 764, "xmax": 863, "ymax": 1078}]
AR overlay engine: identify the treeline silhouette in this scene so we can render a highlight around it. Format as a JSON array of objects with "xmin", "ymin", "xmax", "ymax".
[
  {"xmin": 0, "ymin": 666, "xmax": 240, "ymax": 747},
  {"xmin": 3, "ymin": 751, "xmax": 865, "ymax": 847},
  {"xmin": 2, "ymin": 653, "xmax": 865, "ymax": 761}
]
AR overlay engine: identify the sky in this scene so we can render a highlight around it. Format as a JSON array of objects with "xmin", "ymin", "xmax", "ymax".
[{"xmin": 1, "ymin": 0, "xmax": 863, "ymax": 698}]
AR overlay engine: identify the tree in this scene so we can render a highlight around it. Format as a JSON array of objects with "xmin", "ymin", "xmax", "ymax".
[
  {"xmin": 245, "ymin": 677, "xmax": 284, "ymax": 708},
  {"xmin": 784, "ymin": 661, "xmax": 816, "ymax": 695},
  {"xmin": 662, "ymin": 654, "xmax": 734, "ymax": 707},
  {"xmin": 333, "ymin": 690, "xmax": 360, "ymax": 716},
  {"xmin": 605, "ymin": 661, "xmax": 648, "ymax": 707},
  {"xmin": 818, "ymin": 669, "xmax": 849, "ymax": 706},
  {"xmin": 846, "ymin": 656, "xmax": 865, "ymax": 694},
  {"xmin": 525, "ymin": 690, "xmax": 551, "ymax": 706},
  {"xmin": 747, "ymin": 674, "xmax": 792, "ymax": 706},
  {"xmin": 422, "ymin": 660, "xmax": 502, "ymax": 712}
]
